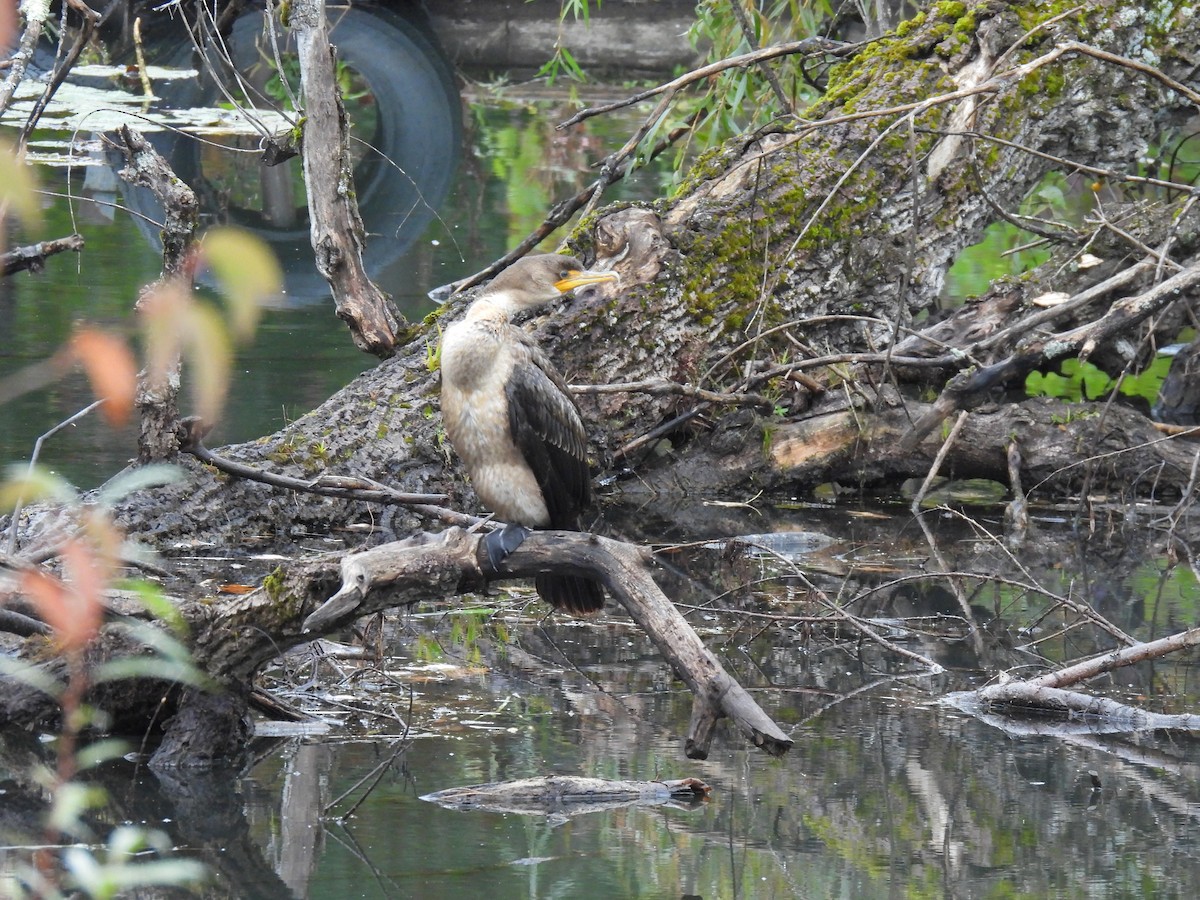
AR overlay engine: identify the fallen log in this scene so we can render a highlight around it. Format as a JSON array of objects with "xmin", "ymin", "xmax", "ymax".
[
  {"xmin": 945, "ymin": 627, "xmax": 1200, "ymax": 734},
  {"xmin": 944, "ymin": 684, "xmax": 1200, "ymax": 733}
]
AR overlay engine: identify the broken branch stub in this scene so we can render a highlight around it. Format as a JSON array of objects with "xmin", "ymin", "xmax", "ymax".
[{"xmin": 290, "ymin": 0, "xmax": 404, "ymax": 356}]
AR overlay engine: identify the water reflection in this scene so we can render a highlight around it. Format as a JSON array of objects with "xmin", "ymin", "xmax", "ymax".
[
  {"xmin": 7, "ymin": 674, "xmax": 1197, "ymax": 897},
  {"xmin": 118, "ymin": 6, "xmax": 461, "ymax": 304},
  {"xmin": 2, "ymin": 506, "xmax": 1200, "ymax": 896}
]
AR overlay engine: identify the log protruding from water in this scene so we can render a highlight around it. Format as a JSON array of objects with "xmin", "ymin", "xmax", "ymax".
[{"xmin": 303, "ymin": 527, "xmax": 795, "ymax": 758}]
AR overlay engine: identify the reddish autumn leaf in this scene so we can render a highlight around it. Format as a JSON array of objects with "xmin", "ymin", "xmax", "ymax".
[
  {"xmin": 0, "ymin": 3, "xmax": 14, "ymax": 53},
  {"xmin": 21, "ymin": 547, "xmax": 105, "ymax": 652},
  {"xmin": 70, "ymin": 329, "xmax": 137, "ymax": 427}
]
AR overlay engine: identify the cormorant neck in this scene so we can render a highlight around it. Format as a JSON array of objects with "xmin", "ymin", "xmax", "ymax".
[{"xmin": 464, "ymin": 289, "xmax": 543, "ymax": 323}]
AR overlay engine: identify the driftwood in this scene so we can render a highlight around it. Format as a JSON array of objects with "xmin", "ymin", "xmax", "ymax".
[
  {"xmin": 290, "ymin": 0, "xmax": 404, "ymax": 356},
  {"xmin": 947, "ymin": 627, "xmax": 1200, "ymax": 733},
  {"xmin": 420, "ymin": 775, "xmax": 711, "ymax": 817},
  {"xmin": 303, "ymin": 528, "xmax": 795, "ymax": 759}
]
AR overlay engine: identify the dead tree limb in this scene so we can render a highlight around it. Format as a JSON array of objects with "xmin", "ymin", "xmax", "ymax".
[
  {"xmin": 901, "ymin": 261, "xmax": 1200, "ymax": 451},
  {"xmin": 115, "ymin": 125, "xmax": 197, "ymax": 463},
  {"xmin": 1026, "ymin": 626, "xmax": 1200, "ymax": 690},
  {"xmin": 947, "ymin": 627, "xmax": 1200, "ymax": 732},
  {"xmin": 0, "ymin": 527, "xmax": 790, "ymax": 767},
  {"xmin": 290, "ymin": 0, "xmax": 404, "ymax": 357},
  {"xmin": 303, "ymin": 528, "xmax": 794, "ymax": 759},
  {"xmin": 1, "ymin": 234, "xmax": 84, "ymax": 275},
  {"xmin": 177, "ymin": 417, "xmax": 452, "ymax": 510}
]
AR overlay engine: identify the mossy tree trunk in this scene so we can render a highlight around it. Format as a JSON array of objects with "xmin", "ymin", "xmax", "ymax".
[{"xmin": 10, "ymin": 0, "xmax": 1197, "ymax": 551}]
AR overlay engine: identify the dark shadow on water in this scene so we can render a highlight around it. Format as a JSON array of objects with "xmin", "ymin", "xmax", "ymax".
[{"xmin": 118, "ymin": 5, "xmax": 461, "ymax": 306}]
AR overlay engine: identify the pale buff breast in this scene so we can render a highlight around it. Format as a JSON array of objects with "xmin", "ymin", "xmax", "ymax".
[{"xmin": 440, "ymin": 320, "xmax": 551, "ymax": 526}]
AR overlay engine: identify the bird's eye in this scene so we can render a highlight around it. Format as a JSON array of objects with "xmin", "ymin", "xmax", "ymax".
[{"xmin": 559, "ymin": 270, "xmax": 570, "ymax": 280}]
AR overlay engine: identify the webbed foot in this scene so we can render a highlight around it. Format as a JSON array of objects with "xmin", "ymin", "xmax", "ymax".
[{"xmin": 483, "ymin": 523, "xmax": 531, "ymax": 571}]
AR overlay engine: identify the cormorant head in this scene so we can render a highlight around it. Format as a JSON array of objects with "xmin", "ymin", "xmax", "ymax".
[{"xmin": 486, "ymin": 253, "xmax": 619, "ymax": 309}]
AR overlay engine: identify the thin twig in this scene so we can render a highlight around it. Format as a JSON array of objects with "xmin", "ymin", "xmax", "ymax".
[
  {"xmin": 558, "ymin": 36, "xmax": 848, "ymax": 129},
  {"xmin": 571, "ymin": 377, "xmax": 771, "ymax": 408},
  {"xmin": 177, "ymin": 419, "xmax": 483, "ymax": 529},
  {"xmin": 726, "ymin": 0, "xmax": 792, "ymax": 112},
  {"xmin": 6, "ymin": 399, "xmax": 106, "ymax": 557}
]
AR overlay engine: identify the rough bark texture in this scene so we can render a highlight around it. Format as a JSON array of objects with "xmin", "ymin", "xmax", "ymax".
[
  {"xmin": 9, "ymin": 0, "xmax": 1200, "ymax": 552},
  {"xmin": 0, "ymin": 233, "xmax": 84, "ymax": 275},
  {"xmin": 292, "ymin": 0, "xmax": 405, "ymax": 356},
  {"xmin": 116, "ymin": 125, "xmax": 196, "ymax": 464}
]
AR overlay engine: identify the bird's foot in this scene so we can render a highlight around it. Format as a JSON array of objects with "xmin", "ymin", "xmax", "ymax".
[{"xmin": 483, "ymin": 523, "xmax": 531, "ymax": 571}]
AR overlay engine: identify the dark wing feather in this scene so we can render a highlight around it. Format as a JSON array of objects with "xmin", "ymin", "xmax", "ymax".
[
  {"xmin": 505, "ymin": 338, "xmax": 591, "ymax": 529},
  {"xmin": 505, "ymin": 336, "xmax": 604, "ymax": 614}
]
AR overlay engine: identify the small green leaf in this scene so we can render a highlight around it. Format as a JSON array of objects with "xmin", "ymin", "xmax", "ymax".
[
  {"xmin": 0, "ymin": 463, "xmax": 79, "ymax": 510},
  {"xmin": 114, "ymin": 579, "xmax": 191, "ymax": 637},
  {"xmin": 96, "ymin": 464, "xmax": 185, "ymax": 508},
  {"xmin": 199, "ymin": 227, "xmax": 283, "ymax": 341}
]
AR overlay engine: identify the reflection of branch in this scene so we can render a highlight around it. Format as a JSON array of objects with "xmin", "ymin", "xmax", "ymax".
[{"xmin": 732, "ymin": 540, "xmax": 944, "ymax": 673}]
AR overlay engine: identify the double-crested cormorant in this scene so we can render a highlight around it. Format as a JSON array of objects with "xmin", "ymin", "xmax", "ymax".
[{"xmin": 439, "ymin": 254, "xmax": 618, "ymax": 614}]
